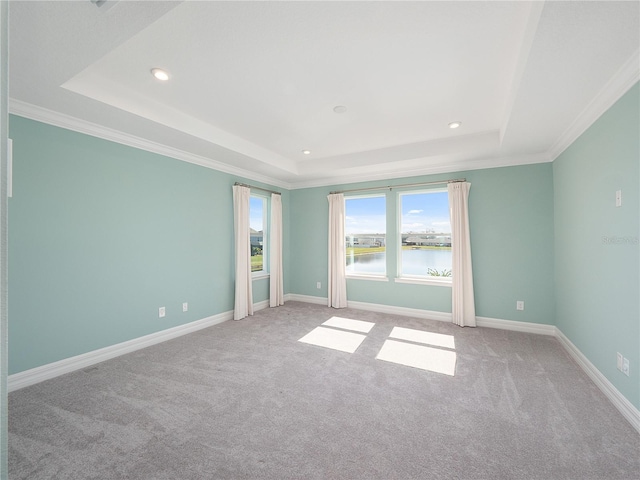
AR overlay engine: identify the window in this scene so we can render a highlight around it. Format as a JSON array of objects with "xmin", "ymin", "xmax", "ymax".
[
  {"xmin": 399, "ymin": 190, "xmax": 452, "ymax": 279},
  {"xmin": 345, "ymin": 195, "xmax": 386, "ymax": 276},
  {"xmin": 250, "ymin": 195, "xmax": 268, "ymax": 275}
]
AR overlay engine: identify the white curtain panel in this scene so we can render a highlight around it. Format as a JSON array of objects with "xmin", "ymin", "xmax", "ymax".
[
  {"xmin": 233, "ymin": 185, "xmax": 253, "ymax": 320},
  {"xmin": 327, "ymin": 193, "xmax": 348, "ymax": 308},
  {"xmin": 269, "ymin": 193, "xmax": 284, "ymax": 307},
  {"xmin": 448, "ymin": 182, "xmax": 476, "ymax": 327}
]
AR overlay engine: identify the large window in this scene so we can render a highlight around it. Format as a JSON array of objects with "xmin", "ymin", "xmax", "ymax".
[
  {"xmin": 250, "ymin": 195, "xmax": 268, "ymax": 274},
  {"xmin": 345, "ymin": 195, "xmax": 386, "ymax": 276},
  {"xmin": 399, "ymin": 190, "xmax": 452, "ymax": 279}
]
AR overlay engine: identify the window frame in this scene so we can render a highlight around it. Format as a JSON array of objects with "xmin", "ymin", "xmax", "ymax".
[
  {"xmin": 250, "ymin": 194, "xmax": 269, "ymax": 279},
  {"xmin": 396, "ymin": 188, "xmax": 452, "ymax": 287},
  {"xmin": 344, "ymin": 193, "xmax": 388, "ymax": 280}
]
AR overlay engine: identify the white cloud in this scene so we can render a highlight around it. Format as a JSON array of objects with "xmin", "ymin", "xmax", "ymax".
[
  {"xmin": 402, "ymin": 222, "xmax": 425, "ymax": 231},
  {"xmin": 407, "ymin": 209, "xmax": 423, "ymax": 215}
]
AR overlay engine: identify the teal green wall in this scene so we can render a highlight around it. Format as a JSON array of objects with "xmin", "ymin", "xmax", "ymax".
[
  {"xmin": 8, "ymin": 84, "xmax": 638, "ymax": 415},
  {"xmin": 8, "ymin": 116, "xmax": 289, "ymax": 374},
  {"xmin": 554, "ymin": 83, "xmax": 639, "ymax": 409},
  {"xmin": 290, "ymin": 163, "xmax": 555, "ymax": 323}
]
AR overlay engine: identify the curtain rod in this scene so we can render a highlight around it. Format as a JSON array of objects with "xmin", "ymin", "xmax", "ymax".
[
  {"xmin": 329, "ymin": 178, "xmax": 466, "ymax": 195},
  {"xmin": 234, "ymin": 182, "xmax": 281, "ymax": 195}
]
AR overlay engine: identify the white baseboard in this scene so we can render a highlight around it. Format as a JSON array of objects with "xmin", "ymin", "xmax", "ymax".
[
  {"xmin": 476, "ymin": 316, "xmax": 556, "ymax": 336},
  {"xmin": 286, "ymin": 293, "xmax": 327, "ymax": 305},
  {"xmin": 10, "ymin": 295, "xmax": 640, "ymax": 435},
  {"xmin": 289, "ymin": 295, "xmax": 639, "ymax": 433},
  {"xmin": 253, "ymin": 299, "xmax": 271, "ymax": 312},
  {"xmin": 8, "ymin": 310, "xmax": 232, "ymax": 392},
  {"xmin": 8, "ymin": 298, "xmax": 280, "ymax": 392},
  {"xmin": 556, "ymin": 329, "xmax": 640, "ymax": 434},
  {"xmin": 346, "ymin": 300, "xmax": 453, "ymax": 323},
  {"xmin": 288, "ymin": 296, "xmax": 555, "ymax": 334}
]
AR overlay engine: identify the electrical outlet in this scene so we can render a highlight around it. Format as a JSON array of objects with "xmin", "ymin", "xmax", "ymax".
[
  {"xmin": 183, "ymin": 302, "xmax": 188, "ymax": 312},
  {"xmin": 617, "ymin": 352, "xmax": 624, "ymax": 371},
  {"xmin": 615, "ymin": 189, "xmax": 622, "ymax": 207},
  {"xmin": 622, "ymin": 357, "xmax": 630, "ymax": 376},
  {"xmin": 317, "ymin": 282, "xmax": 321, "ymax": 289},
  {"xmin": 516, "ymin": 301, "xmax": 524, "ymax": 311},
  {"xmin": 159, "ymin": 307, "xmax": 166, "ymax": 318}
]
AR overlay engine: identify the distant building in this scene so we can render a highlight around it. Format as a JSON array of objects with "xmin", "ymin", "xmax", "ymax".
[
  {"xmin": 346, "ymin": 234, "xmax": 386, "ymax": 247},
  {"xmin": 250, "ymin": 229, "xmax": 263, "ymax": 252},
  {"xmin": 345, "ymin": 233, "xmax": 451, "ymax": 247},
  {"xmin": 402, "ymin": 233, "xmax": 451, "ymax": 247}
]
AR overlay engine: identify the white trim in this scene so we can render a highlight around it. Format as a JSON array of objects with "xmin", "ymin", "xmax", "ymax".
[
  {"xmin": 7, "ymin": 297, "xmax": 278, "ymax": 392},
  {"xmin": 346, "ymin": 274, "xmax": 389, "ymax": 282},
  {"xmin": 394, "ymin": 277, "xmax": 452, "ymax": 287},
  {"xmin": 253, "ymin": 299, "xmax": 270, "ymax": 312},
  {"xmin": 547, "ymin": 49, "xmax": 640, "ymax": 161},
  {"xmin": 9, "ymin": 46, "xmax": 638, "ymax": 195},
  {"xmin": 476, "ymin": 316, "xmax": 556, "ymax": 336},
  {"xmin": 289, "ymin": 294, "xmax": 639, "ymax": 432},
  {"xmin": 346, "ymin": 300, "xmax": 453, "ymax": 323},
  {"xmin": 8, "ymin": 293, "xmax": 639, "ymax": 434},
  {"xmin": 288, "ymin": 153, "xmax": 551, "ymax": 190},
  {"xmin": 556, "ymin": 329, "xmax": 640, "ymax": 434},
  {"xmin": 8, "ymin": 99, "xmax": 556, "ymax": 192},
  {"xmin": 8, "ymin": 99, "xmax": 292, "ymax": 190},
  {"xmin": 290, "ymin": 295, "xmax": 557, "ymax": 334},
  {"xmin": 286, "ymin": 293, "xmax": 327, "ymax": 305},
  {"xmin": 9, "ymin": 309, "xmax": 237, "ymax": 392}
]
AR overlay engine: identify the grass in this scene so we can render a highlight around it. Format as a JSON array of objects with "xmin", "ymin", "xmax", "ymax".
[
  {"xmin": 346, "ymin": 247, "xmax": 386, "ymax": 256},
  {"xmin": 251, "ymin": 255, "xmax": 263, "ymax": 272}
]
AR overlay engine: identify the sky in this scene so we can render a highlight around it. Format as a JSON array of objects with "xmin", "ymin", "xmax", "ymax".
[
  {"xmin": 250, "ymin": 196, "xmax": 264, "ymax": 231},
  {"xmin": 345, "ymin": 191, "xmax": 451, "ymax": 235}
]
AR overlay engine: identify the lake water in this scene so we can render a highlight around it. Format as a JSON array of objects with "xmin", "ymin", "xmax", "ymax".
[{"xmin": 346, "ymin": 249, "xmax": 452, "ymax": 276}]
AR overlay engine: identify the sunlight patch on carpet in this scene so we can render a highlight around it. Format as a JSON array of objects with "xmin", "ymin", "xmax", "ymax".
[
  {"xmin": 322, "ymin": 316, "xmax": 375, "ymax": 333},
  {"xmin": 389, "ymin": 327, "xmax": 455, "ymax": 349},
  {"xmin": 376, "ymin": 339, "xmax": 456, "ymax": 376},
  {"xmin": 298, "ymin": 327, "xmax": 367, "ymax": 353}
]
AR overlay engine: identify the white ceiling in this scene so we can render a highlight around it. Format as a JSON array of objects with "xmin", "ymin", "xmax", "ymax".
[{"xmin": 8, "ymin": 1, "xmax": 640, "ymax": 189}]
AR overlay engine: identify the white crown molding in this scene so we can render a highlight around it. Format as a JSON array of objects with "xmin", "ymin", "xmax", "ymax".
[
  {"xmin": 8, "ymin": 98, "xmax": 555, "ymax": 193},
  {"xmin": 498, "ymin": 0, "xmax": 545, "ymax": 146},
  {"xmin": 8, "ymin": 98, "xmax": 293, "ymax": 190},
  {"xmin": 547, "ymin": 49, "xmax": 640, "ymax": 161},
  {"xmin": 556, "ymin": 328, "xmax": 640, "ymax": 434},
  {"xmin": 288, "ymin": 152, "xmax": 551, "ymax": 190}
]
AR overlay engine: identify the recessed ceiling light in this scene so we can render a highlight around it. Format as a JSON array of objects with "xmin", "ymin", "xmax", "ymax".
[
  {"xmin": 448, "ymin": 121, "xmax": 462, "ymax": 129},
  {"xmin": 151, "ymin": 68, "xmax": 170, "ymax": 81},
  {"xmin": 333, "ymin": 105, "xmax": 347, "ymax": 114},
  {"xmin": 302, "ymin": 150, "xmax": 311, "ymax": 155}
]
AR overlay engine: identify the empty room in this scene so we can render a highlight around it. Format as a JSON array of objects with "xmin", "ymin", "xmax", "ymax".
[{"xmin": 0, "ymin": 1, "xmax": 639, "ymax": 479}]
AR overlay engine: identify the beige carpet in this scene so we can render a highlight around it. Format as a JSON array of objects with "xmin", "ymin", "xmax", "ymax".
[{"xmin": 9, "ymin": 301, "xmax": 640, "ymax": 479}]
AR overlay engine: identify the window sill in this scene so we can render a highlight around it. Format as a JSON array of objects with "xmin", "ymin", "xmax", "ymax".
[
  {"xmin": 394, "ymin": 276, "xmax": 452, "ymax": 287},
  {"xmin": 346, "ymin": 274, "xmax": 389, "ymax": 282},
  {"xmin": 252, "ymin": 273, "xmax": 270, "ymax": 281}
]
